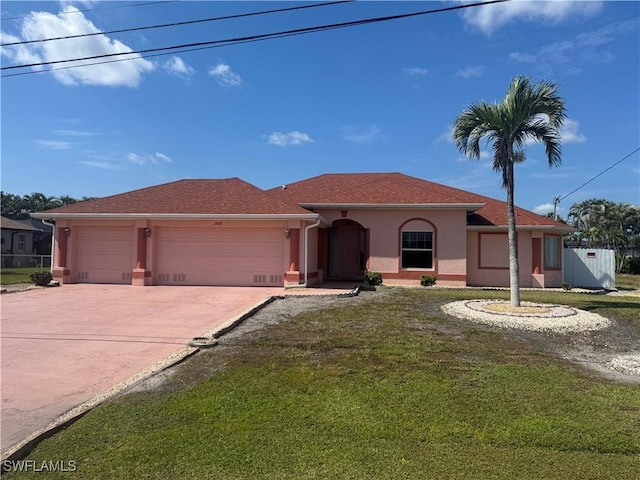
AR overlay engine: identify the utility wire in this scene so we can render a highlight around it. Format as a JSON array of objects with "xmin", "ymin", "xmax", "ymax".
[
  {"xmin": 2, "ymin": 29, "xmax": 328, "ymax": 78},
  {"xmin": 1, "ymin": 1, "xmax": 176, "ymax": 22},
  {"xmin": 558, "ymin": 147, "xmax": 640, "ymax": 203},
  {"xmin": 1, "ymin": 0, "xmax": 509, "ymax": 72},
  {"xmin": 1, "ymin": 1, "xmax": 353, "ymax": 47}
]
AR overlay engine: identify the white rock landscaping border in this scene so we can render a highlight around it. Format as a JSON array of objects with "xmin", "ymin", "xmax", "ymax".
[
  {"xmin": 441, "ymin": 300, "xmax": 611, "ymax": 333},
  {"xmin": 607, "ymin": 355, "xmax": 640, "ymax": 376}
]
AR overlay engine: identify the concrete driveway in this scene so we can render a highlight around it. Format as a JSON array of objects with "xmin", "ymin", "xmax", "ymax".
[{"xmin": 1, "ymin": 284, "xmax": 288, "ymax": 454}]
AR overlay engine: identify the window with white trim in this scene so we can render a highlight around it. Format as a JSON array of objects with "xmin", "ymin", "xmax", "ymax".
[
  {"xmin": 401, "ymin": 231, "xmax": 433, "ymax": 269},
  {"xmin": 544, "ymin": 235, "xmax": 561, "ymax": 270},
  {"xmin": 17, "ymin": 234, "xmax": 25, "ymax": 252}
]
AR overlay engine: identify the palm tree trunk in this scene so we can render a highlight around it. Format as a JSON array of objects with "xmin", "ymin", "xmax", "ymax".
[{"xmin": 506, "ymin": 162, "xmax": 521, "ymax": 306}]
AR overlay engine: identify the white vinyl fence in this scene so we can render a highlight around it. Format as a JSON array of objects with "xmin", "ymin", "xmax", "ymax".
[
  {"xmin": 1, "ymin": 254, "xmax": 52, "ymax": 269},
  {"xmin": 563, "ymin": 248, "xmax": 615, "ymax": 290}
]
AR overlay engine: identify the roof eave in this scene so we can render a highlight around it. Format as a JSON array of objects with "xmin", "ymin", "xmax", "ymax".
[
  {"xmin": 30, "ymin": 213, "xmax": 319, "ymax": 221},
  {"xmin": 467, "ymin": 225, "xmax": 576, "ymax": 233},
  {"xmin": 299, "ymin": 203, "xmax": 485, "ymax": 211}
]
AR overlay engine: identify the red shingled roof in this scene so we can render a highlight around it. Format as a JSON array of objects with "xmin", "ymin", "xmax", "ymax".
[
  {"xmin": 266, "ymin": 173, "xmax": 568, "ymax": 228},
  {"xmin": 37, "ymin": 178, "xmax": 311, "ymax": 216},
  {"xmin": 33, "ymin": 173, "xmax": 569, "ymax": 229}
]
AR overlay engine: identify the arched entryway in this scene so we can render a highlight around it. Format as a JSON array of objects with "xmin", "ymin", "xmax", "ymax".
[{"xmin": 327, "ymin": 219, "xmax": 367, "ymax": 281}]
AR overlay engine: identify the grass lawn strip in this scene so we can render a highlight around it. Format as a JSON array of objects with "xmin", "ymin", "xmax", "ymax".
[{"xmin": 0, "ymin": 268, "xmax": 48, "ymax": 286}]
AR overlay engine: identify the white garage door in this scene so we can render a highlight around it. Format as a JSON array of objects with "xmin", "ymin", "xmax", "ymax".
[
  {"xmin": 155, "ymin": 228, "xmax": 284, "ymax": 286},
  {"xmin": 76, "ymin": 227, "xmax": 134, "ymax": 284}
]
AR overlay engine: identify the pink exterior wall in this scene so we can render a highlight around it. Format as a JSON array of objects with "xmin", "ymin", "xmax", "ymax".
[
  {"xmin": 313, "ymin": 209, "xmax": 468, "ymax": 285},
  {"xmin": 466, "ymin": 229, "xmax": 563, "ymax": 288},
  {"xmin": 54, "ymin": 219, "xmax": 292, "ymax": 286}
]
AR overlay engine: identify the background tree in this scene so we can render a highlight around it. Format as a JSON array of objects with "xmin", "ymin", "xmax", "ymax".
[
  {"xmin": 568, "ymin": 198, "xmax": 640, "ymax": 271},
  {"xmin": 453, "ymin": 76, "xmax": 566, "ymax": 306},
  {"xmin": 0, "ymin": 191, "xmax": 96, "ymax": 219}
]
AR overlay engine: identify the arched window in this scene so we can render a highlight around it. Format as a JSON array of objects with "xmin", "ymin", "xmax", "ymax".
[{"xmin": 400, "ymin": 219, "xmax": 435, "ymax": 269}]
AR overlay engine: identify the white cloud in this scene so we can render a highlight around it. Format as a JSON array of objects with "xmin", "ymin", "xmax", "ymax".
[
  {"xmin": 340, "ymin": 125, "xmax": 381, "ymax": 144},
  {"xmin": 438, "ymin": 125, "xmax": 455, "ymax": 143},
  {"xmin": 127, "ymin": 152, "xmax": 172, "ymax": 165},
  {"xmin": 53, "ymin": 129, "xmax": 98, "ymax": 136},
  {"xmin": 209, "ymin": 63, "xmax": 242, "ymax": 87},
  {"xmin": 0, "ymin": 32, "xmax": 42, "ymax": 66},
  {"xmin": 79, "ymin": 160, "xmax": 125, "ymax": 170},
  {"xmin": 36, "ymin": 139, "xmax": 72, "ymax": 149},
  {"xmin": 509, "ymin": 20, "xmax": 636, "ymax": 75},
  {"xmin": 403, "ymin": 67, "xmax": 428, "ymax": 76},
  {"xmin": 456, "ymin": 65, "xmax": 485, "ymax": 78},
  {"xmin": 460, "ymin": 0, "xmax": 603, "ymax": 35},
  {"xmin": 163, "ymin": 55, "xmax": 194, "ymax": 81},
  {"xmin": 508, "ymin": 52, "xmax": 536, "ymax": 64},
  {"xmin": 0, "ymin": 5, "xmax": 154, "ymax": 87},
  {"xmin": 455, "ymin": 150, "xmax": 492, "ymax": 163},
  {"xmin": 521, "ymin": 116, "xmax": 586, "ymax": 146},
  {"xmin": 533, "ymin": 203, "xmax": 564, "ymax": 217},
  {"xmin": 560, "ymin": 119, "xmax": 587, "ymax": 144},
  {"xmin": 267, "ymin": 131, "xmax": 314, "ymax": 147}
]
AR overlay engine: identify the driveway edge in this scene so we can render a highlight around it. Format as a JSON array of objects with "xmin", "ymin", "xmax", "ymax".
[{"xmin": 0, "ymin": 295, "xmax": 281, "ymax": 465}]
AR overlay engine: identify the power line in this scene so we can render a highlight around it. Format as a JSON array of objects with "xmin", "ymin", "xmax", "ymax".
[
  {"xmin": 1, "ymin": 1, "xmax": 176, "ymax": 22},
  {"xmin": 1, "ymin": 1, "xmax": 352, "ymax": 47},
  {"xmin": 1, "ymin": 0, "xmax": 509, "ymax": 73},
  {"xmin": 558, "ymin": 147, "xmax": 640, "ymax": 203}
]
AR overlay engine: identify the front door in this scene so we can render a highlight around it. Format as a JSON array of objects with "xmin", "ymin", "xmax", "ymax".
[{"xmin": 329, "ymin": 220, "xmax": 366, "ymax": 280}]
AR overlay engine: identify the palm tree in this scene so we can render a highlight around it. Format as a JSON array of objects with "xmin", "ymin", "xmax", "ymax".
[{"xmin": 453, "ymin": 76, "xmax": 566, "ymax": 306}]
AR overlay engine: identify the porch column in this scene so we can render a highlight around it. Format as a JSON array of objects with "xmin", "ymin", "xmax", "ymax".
[
  {"xmin": 531, "ymin": 237, "xmax": 544, "ymax": 287},
  {"xmin": 289, "ymin": 228, "xmax": 300, "ymax": 271},
  {"xmin": 285, "ymin": 228, "xmax": 302, "ymax": 284},
  {"xmin": 136, "ymin": 228, "xmax": 147, "ymax": 269},
  {"xmin": 132, "ymin": 227, "xmax": 151, "ymax": 286},
  {"xmin": 532, "ymin": 237, "xmax": 542, "ymax": 274},
  {"xmin": 52, "ymin": 227, "xmax": 71, "ymax": 284}
]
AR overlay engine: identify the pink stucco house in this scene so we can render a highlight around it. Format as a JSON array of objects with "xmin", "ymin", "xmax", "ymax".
[{"xmin": 32, "ymin": 173, "xmax": 573, "ymax": 288}]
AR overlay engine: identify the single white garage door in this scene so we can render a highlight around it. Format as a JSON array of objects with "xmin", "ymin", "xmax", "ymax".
[
  {"xmin": 75, "ymin": 227, "xmax": 134, "ymax": 284},
  {"xmin": 155, "ymin": 228, "xmax": 284, "ymax": 286}
]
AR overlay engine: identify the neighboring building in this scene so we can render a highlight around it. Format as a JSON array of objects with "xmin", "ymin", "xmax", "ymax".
[
  {"xmin": 31, "ymin": 173, "xmax": 573, "ymax": 288},
  {"xmin": 1, "ymin": 216, "xmax": 43, "ymax": 267},
  {"xmin": 18, "ymin": 218, "xmax": 53, "ymax": 256}
]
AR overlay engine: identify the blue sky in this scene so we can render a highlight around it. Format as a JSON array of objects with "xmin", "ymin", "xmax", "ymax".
[{"xmin": 1, "ymin": 0, "xmax": 639, "ymax": 217}]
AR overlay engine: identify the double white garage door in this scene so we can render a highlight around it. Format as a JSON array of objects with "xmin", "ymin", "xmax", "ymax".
[{"xmin": 74, "ymin": 226, "xmax": 284, "ymax": 286}]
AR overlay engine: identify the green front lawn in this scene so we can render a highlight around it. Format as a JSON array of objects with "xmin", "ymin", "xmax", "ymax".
[
  {"xmin": 617, "ymin": 273, "xmax": 640, "ymax": 291},
  {"xmin": 4, "ymin": 289, "xmax": 640, "ymax": 479},
  {"xmin": 0, "ymin": 267, "xmax": 49, "ymax": 286}
]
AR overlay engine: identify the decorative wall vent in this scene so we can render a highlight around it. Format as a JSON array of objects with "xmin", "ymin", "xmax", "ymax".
[
  {"xmin": 253, "ymin": 274, "xmax": 266, "ymax": 283},
  {"xmin": 270, "ymin": 275, "xmax": 283, "ymax": 284},
  {"xmin": 77, "ymin": 271, "xmax": 89, "ymax": 280},
  {"xmin": 158, "ymin": 273, "xmax": 171, "ymax": 282},
  {"xmin": 173, "ymin": 273, "xmax": 186, "ymax": 282},
  {"xmin": 122, "ymin": 272, "xmax": 132, "ymax": 281}
]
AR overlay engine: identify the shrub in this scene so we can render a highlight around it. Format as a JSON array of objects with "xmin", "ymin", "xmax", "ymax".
[
  {"xmin": 561, "ymin": 281, "xmax": 572, "ymax": 291},
  {"xmin": 364, "ymin": 271, "xmax": 383, "ymax": 286},
  {"xmin": 29, "ymin": 271, "xmax": 52, "ymax": 287},
  {"xmin": 621, "ymin": 257, "xmax": 640, "ymax": 275},
  {"xmin": 420, "ymin": 275, "xmax": 437, "ymax": 287}
]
